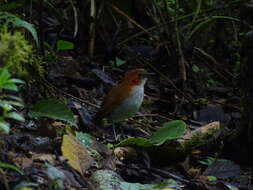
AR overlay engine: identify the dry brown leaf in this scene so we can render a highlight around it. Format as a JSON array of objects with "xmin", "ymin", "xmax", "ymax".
[
  {"xmin": 7, "ymin": 152, "xmax": 33, "ymax": 169},
  {"xmin": 61, "ymin": 134, "xmax": 93, "ymax": 175},
  {"xmin": 32, "ymin": 153, "xmax": 60, "ymax": 165}
]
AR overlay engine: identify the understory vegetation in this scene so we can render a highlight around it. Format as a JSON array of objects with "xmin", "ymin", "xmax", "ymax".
[{"xmin": 0, "ymin": 0, "xmax": 252, "ymax": 190}]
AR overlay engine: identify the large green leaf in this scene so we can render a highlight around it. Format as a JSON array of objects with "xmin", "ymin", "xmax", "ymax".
[
  {"xmin": 150, "ymin": 120, "xmax": 186, "ymax": 146},
  {"xmin": 31, "ymin": 99, "xmax": 76, "ymax": 126}
]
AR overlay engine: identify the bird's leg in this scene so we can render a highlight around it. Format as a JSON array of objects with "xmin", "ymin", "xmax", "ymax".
[
  {"xmin": 112, "ymin": 122, "xmax": 117, "ymax": 140},
  {"xmin": 119, "ymin": 126, "xmax": 126, "ymax": 139},
  {"xmin": 112, "ymin": 122, "xmax": 126, "ymax": 141}
]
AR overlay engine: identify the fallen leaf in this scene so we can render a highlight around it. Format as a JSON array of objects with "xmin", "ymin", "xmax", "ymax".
[
  {"xmin": 32, "ymin": 153, "xmax": 60, "ymax": 165},
  {"xmin": 203, "ymin": 161, "xmax": 241, "ymax": 179},
  {"xmin": 61, "ymin": 134, "xmax": 93, "ymax": 175},
  {"xmin": 7, "ymin": 152, "xmax": 33, "ymax": 170}
]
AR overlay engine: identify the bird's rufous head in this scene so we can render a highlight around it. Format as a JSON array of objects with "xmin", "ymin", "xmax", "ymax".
[{"xmin": 121, "ymin": 68, "xmax": 148, "ymax": 86}]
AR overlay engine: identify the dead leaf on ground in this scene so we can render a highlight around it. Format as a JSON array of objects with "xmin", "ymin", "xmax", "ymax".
[
  {"xmin": 32, "ymin": 153, "xmax": 63, "ymax": 165},
  {"xmin": 7, "ymin": 152, "xmax": 33, "ymax": 170},
  {"xmin": 203, "ymin": 161, "xmax": 241, "ymax": 179},
  {"xmin": 61, "ymin": 134, "xmax": 94, "ymax": 175}
]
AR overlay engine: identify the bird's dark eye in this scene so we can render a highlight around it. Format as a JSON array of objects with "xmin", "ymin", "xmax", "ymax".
[{"xmin": 138, "ymin": 72, "xmax": 144, "ymax": 78}]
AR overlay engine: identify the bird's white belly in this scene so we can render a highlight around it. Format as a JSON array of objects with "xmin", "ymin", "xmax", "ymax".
[{"xmin": 108, "ymin": 85, "xmax": 144, "ymax": 121}]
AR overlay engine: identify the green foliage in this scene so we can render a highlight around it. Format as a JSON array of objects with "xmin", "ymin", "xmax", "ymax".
[
  {"xmin": 0, "ymin": 69, "xmax": 24, "ymax": 90},
  {"xmin": 0, "ymin": 69, "xmax": 24, "ymax": 134},
  {"xmin": 116, "ymin": 120, "xmax": 186, "ymax": 148},
  {"xmin": 114, "ymin": 57, "xmax": 126, "ymax": 67},
  {"xmin": 116, "ymin": 137, "xmax": 154, "ymax": 148},
  {"xmin": 206, "ymin": 176, "xmax": 217, "ymax": 183},
  {"xmin": 56, "ymin": 40, "xmax": 75, "ymax": 51},
  {"xmin": 0, "ymin": 161, "xmax": 24, "ymax": 175},
  {"xmin": 0, "ymin": 11, "xmax": 39, "ymax": 46},
  {"xmin": 150, "ymin": 120, "xmax": 186, "ymax": 145},
  {"xmin": 76, "ymin": 132, "xmax": 96, "ymax": 147},
  {"xmin": 30, "ymin": 99, "xmax": 77, "ymax": 126},
  {"xmin": 0, "ymin": 25, "xmax": 29, "ymax": 134},
  {"xmin": 192, "ymin": 64, "xmax": 200, "ymax": 73},
  {"xmin": 26, "ymin": 55, "xmax": 46, "ymax": 80},
  {"xmin": 199, "ymin": 156, "xmax": 229, "ymax": 166},
  {"xmin": 0, "ymin": 2, "xmax": 20, "ymax": 12},
  {"xmin": 0, "ymin": 27, "xmax": 32, "ymax": 76},
  {"xmin": 0, "ymin": 18, "xmax": 44, "ymax": 80}
]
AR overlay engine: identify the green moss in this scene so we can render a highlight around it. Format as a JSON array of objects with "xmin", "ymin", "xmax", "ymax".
[
  {"xmin": 182, "ymin": 127, "xmax": 218, "ymax": 152},
  {"xmin": 0, "ymin": 27, "xmax": 32, "ymax": 75},
  {"xmin": 26, "ymin": 55, "xmax": 46, "ymax": 79}
]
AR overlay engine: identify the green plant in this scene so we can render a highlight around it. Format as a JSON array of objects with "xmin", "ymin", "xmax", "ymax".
[
  {"xmin": 30, "ymin": 99, "xmax": 77, "ymax": 127},
  {"xmin": 199, "ymin": 156, "xmax": 228, "ymax": 166},
  {"xmin": 0, "ymin": 27, "xmax": 32, "ymax": 76},
  {"xmin": 0, "ymin": 161, "xmax": 24, "ymax": 175},
  {"xmin": 0, "ymin": 11, "xmax": 39, "ymax": 46},
  {"xmin": 26, "ymin": 55, "xmax": 46, "ymax": 80},
  {"xmin": 0, "ymin": 69, "xmax": 24, "ymax": 134}
]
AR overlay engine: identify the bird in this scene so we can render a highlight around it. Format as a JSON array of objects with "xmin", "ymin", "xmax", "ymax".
[{"xmin": 93, "ymin": 68, "xmax": 148, "ymax": 126}]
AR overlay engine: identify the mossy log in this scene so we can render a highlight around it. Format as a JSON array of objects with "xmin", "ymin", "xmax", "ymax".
[{"xmin": 115, "ymin": 122, "xmax": 221, "ymax": 164}]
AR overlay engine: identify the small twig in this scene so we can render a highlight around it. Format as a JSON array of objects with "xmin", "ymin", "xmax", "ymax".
[
  {"xmin": 44, "ymin": 80, "xmax": 100, "ymax": 108},
  {"xmin": 0, "ymin": 169, "xmax": 9, "ymax": 190},
  {"xmin": 135, "ymin": 55, "xmax": 194, "ymax": 103},
  {"xmin": 122, "ymin": 44, "xmax": 193, "ymax": 103},
  {"xmin": 132, "ymin": 113, "xmax": 172, "ymax": 121},
  {"xmin": 118, "ymin": 0, "xmax": 247, "ymax": 45},
  {"xmin": 149, "ymin": 167, "xmax": 191, "ymax": 184},
  {"xmin": 118, "ymin": 162, "xmax": 191, "ymax": 185},
  {"xmin": 38, "ymin": 0, "xmax": 44, "ymax": 53},
  {"xmin": 174, "ymin": 0, "xmax": 186, "ymax": 82},
  {"xmin": 194, "ymin": 47, "xmax": 236, "ymax": 79},
  {"xmin": 110, "ymin": 3, "xmax": 156, "ymax": 41},
  {"xmin": 96, "ymin": 0, "xmax": 105, "ymax": 19},
  {"xmin": 69, "ymin": 0, "xmax": 78, "ymax": 38},
  {"xmin": 195, "ymin": 53, "xmax": 228, "ymax": 81},
  {"xmin": 89, "ymin": 0, "xmax": 96, "ymax": 56},
  {"xmin": 137, "ymin": 127, "xmax": 151, "ymax": 136},
  {"xmin": 58, "ymin": 89, "xmax": 99, "ymax": 108},
  {"xmin": 212, "ymin": 100, "xmax": 241, "ymax": 112}
]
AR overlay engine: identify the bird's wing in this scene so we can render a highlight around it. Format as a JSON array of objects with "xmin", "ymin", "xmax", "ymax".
[{"xmin": 93, "ymin": 83, "xmax": 131, "ymax": 122}]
